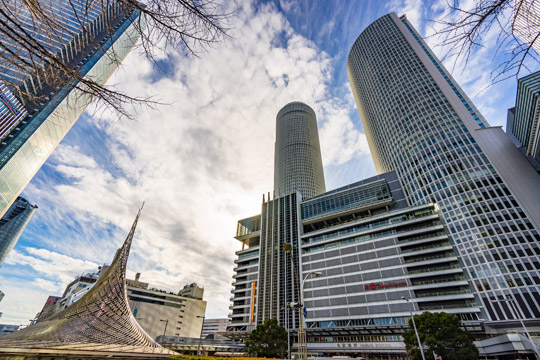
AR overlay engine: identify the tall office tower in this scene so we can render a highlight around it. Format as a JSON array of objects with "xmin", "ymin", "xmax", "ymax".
[
  {"xmin": 347, "ymin": 13, "xmax": 540, "ymax": 330},
  {"xmin": 274, "ymin": 102, "xmax": 326, "ymax": 199},
  {"xmin": 513, "ymin": 0, "xmax": 540, "ymax": 55},
  {"xmin": 0, "ymin": 1, "xmax": 142, "ymax": 217},
  {"xmin": 507, "ymin": 70, "xmax": 540, "ymax": 172},
  {"xmin": 0, "ymin": 197, "xmax": 37, "ymax": 265}
]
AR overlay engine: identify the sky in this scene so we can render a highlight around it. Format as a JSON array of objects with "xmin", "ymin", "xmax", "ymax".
[{"xmin": 0, "ymin": 0, "xmax": 538, "ymax": 325}]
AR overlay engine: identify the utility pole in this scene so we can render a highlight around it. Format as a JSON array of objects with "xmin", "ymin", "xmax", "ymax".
[
  {"xmin": 196, "ymin": 315, "xmax": 205, "ymax": 356},
  {"xmin": 159, "ymin": 319, "xmax": 169, "ymax": 337}
]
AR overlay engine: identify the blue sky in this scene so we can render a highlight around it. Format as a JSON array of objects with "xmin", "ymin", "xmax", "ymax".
[{"xmin": 0, "ymin": 0, "xmax": 537, "ymax": 325}]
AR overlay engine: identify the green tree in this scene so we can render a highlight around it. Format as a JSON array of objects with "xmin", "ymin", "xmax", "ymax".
[
  {"xmin": 403, "ymin": 312, "xmax": 479, "ymax": 360},
  {"xmin": 245, "ymin": 319, "xmax": 288, "ymax": 358}
]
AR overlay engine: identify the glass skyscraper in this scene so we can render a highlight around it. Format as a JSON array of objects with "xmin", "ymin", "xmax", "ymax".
[
  {"xmin": 347, "ymin": 13, "xmax": 540, "ymax": 329},
  {"xmin": 0, "ymin": 196, "xmax": 37, "ymax": 265},
  {"xmin": 507, "ymin": 70, "xmax": 540, "ymax": 163},
  {"xmin": 229, "ymin": 103, "xmax": 481, "ymax": 358},
  {"xmin": 0, "ymin": 1, "xmax": 142, "ymax": 217},
  {"xmin": 274, "ymin": 102, "xmax": 326, "ymax": 199}
]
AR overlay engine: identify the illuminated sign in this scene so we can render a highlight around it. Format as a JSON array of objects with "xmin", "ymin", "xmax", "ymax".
[{"xmin": 364, "ymin": 282, "xmax": 407, "ymax": 290}]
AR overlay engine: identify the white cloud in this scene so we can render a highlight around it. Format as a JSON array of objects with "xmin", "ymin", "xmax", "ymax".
[
  {"xmin": 386, "ymin": 0, "xmax": 424, "ymax": 31},
  {"xmin": 5, "ymin": 248, "xmax": 99, "ymax": 285},
  {"xmin": 7, "ymin": 0, "xmax": 371, "ymax": 323}
]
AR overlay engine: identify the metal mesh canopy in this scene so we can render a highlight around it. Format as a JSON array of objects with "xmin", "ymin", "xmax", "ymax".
[{"xmin": 0, "ymin": 205, "xmax": 174, "ymax": 355}]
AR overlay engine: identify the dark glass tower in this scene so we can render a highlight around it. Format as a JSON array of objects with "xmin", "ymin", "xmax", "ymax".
[
  {"xmin": 0, "ymin": 197, "xmax": 37, "ymax": 266},
  {"xmin": 347, "ymin": 13, "xmax": 540, "ymax": 329},
  {"xmin": 0, "ymin": 1, "xmax": 142, "ymax": 217},
  {"xmin": 0, "ymin": 196, "xmax": 37, "ymax": 265}
]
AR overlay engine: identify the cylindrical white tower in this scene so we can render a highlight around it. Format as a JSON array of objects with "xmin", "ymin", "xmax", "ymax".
[{"xmin": 274, "ymin": 101, "xmax": 326, "ymax": 199}]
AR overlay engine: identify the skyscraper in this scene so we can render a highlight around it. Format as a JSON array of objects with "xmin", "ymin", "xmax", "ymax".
[
  {"xmin": 0, "ymin": 196, "xmax": 37, "ymax": 265},
  {"xmin": 347, "ymin": 13, "xmax": 540, "ymax": 329},
  {"xmin": 274, "ymin": 102, "xmax": 326, "ymax": 199},
  {"xmin": 229, "ymin": 103, "xmax": 481, "ymax": 358},
  {"xmin": 513, "ymin": 0, "xmax": 540, "ymax": 55},
  {"xmin": 506, "ymin": 70, "xmax": 540, "ymax": 169},
  {"xmin": 0, "ymin": 1, "xmax": 142, "ymax": 217}
]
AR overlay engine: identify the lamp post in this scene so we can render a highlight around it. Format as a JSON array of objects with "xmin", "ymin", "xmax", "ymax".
[
  {"xmin": 298, "ymin": 271, "xmax": 323, "ymax": 360},
  {"xmin": 281, "ymin": 305, "xmax": 291, "ymax": 359},
  {"xmin": 283, "ymin": 242, "xmax": 305, "ymax": 360},
  {"xmin": 196, "ymin": 315, "xmax": 205, "ymax": 356},
  {"xmin": 300, "ymin": 271, "xmax": 323, "ymax": 328},
  {"xmin": 160, "ymin": 319, "xmax": 169, "ymax": 337},
  {"xmin": 402, "ymin": 297, "xmax": 426, "ymax": 360},
  {"xmin": 501, "ymin": 296, "xmax": 540, "ymax": 359}
]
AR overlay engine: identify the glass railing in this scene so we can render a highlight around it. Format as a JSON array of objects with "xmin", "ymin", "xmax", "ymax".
[
  {"xmin": 408, "ymin": 264, "xmax": 460, "ymax": 274},
  {"xmin": 237, "ymin": 250, "xmax": 259, "ymax": 260},
  {"xmin": 412, "ymin": 276, "xmax": 466, "ymax": 286},
  {"xmin": 305, "ymin": 210, "xmax": 437, "ymax": 244},
  {"xmin": 419, "ymin": 303, "xmax": 477, "ymax": 310},
  {"xmin": 405, "ymin": 253, "xmax": 455, "ymax": 263},
  {"xmin": 401, "ymin": 242, "xmax": 451, "ymax": 253},
  {"xmin": 416, "ymin": 289, "xmax": 472, "ymax": 298},
  {"xmin": 399, "ymin": 231, "xmax": 446, "ymax": 243},
  {"xmin": 303, "ymin": 229, "xmax": 395, "ymax": 254}
]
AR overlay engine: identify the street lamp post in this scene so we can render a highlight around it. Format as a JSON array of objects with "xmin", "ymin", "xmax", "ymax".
[
  {"xmin": 300, "ymin": 271, "xmax": 323, "ymax": 328},
  {"xmin": 196, "ymin": 315, "xmax": 205, "ymax": 356},
  {"xmin": 297, "ymin": 271, "xmax": 323, "ymax": 360},
  {"xmin": 281, "ymin": 305, "xmax": 291, "ymax": 359},
  {"xmin": 402, "ymin": 297, "xmax": 426, "ymax": 360},
  {"xmin": 283, "ymin": 242, "xmax": 305, "ymax": 360},
  {"xmin": 160, "ymin": 319, "xmax": 169, "ymax": 337},
  {"xmin": 501, "ymin": 296, "xmax": 540, "ymax": 359}
]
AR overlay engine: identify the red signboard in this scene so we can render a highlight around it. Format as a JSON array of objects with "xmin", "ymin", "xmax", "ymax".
[{"xmin": 364, "ymin": 282, "xmax": 407, "ymax": 290}]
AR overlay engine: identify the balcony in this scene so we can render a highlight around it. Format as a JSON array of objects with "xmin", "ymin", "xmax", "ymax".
[
  {"xmin": 399, "ymin": 232, "xmax": 446, "ymax": 244},
  {"xmin": 416, "ymin": 289, "xmax": 472, "ymax": 298},
  {"xmin": 401, "ymin": 242, "xmax": 451, "ymax": 254},
  {"xmin": 411, "ymin": 276, "xmax": 466, "ymax": 286},
  {"xmin": 407, "ymin": 264, "xmax": 461, "ymax": 275},
  {"xmin": 405, "ymin": 253, "xmax": 456, "ymax": 264},
  {"xmin": 234, "ymin": 251, "xmax": 259, "ymax": 263},
  {"xmin": 419, "ymin": 303, "xmax": 477, "ymax": 310}
]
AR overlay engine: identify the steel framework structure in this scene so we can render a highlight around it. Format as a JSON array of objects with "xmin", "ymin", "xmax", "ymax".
[{"xmin": 0, "ymin": 205, "xmax": 174, "ymax": 355}]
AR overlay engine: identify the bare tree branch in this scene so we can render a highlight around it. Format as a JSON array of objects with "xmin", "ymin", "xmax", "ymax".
[
  {"xmin": 0, "ymin": 0, "xmax": 233, "ymax": 121},
  {"xmin": 430, "ymin": 0, "xmax": 540, "ymax": 85}
]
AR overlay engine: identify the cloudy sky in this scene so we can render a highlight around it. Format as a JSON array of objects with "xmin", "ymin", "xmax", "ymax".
[{"xmin": 1, "ymin": 0, "xmax": 538, "ymax": 325}]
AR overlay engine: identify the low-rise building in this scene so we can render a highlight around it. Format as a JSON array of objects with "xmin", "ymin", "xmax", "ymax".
[
  {"xmin": 127, "ymin": 274, "xmax": 206, "ymax": 340},
  {"xmin": 38, "ymin": 270, "xmax": 206, "ymax": 342},
  {"xmin": 201, "ymin": 318, "xmax": 229, "ymax": 339}
]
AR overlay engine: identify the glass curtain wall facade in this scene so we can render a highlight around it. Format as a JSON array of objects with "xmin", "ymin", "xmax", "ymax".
[
  {"xmin": 274, "ymin": 102, "xmax": 326, "ymax": 199},
  {"xmin": 0, "ymin": 196, "xmax": 37, "ymax": 265},
  {"xmin": 347, "ymin": 13, "xmax": 540, "ymax": 328},
  {"xmin": 0, "ymin": 1, "xmax": 142, "ymax": 217},
  {"xmin": 257, "ymin": 192, "xmax": 301, "ymax": 329},
  {"xmin": 507, "ymin": 70, "xmax": 540, "ymax": 159},
  {"xmin": 230, "ymin": 172, "xmax": 480, "ymax": 358},
  {"xmin": 513, "ymin": 0, "xmax": 540, "ymax": 55}
]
